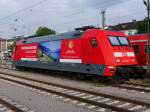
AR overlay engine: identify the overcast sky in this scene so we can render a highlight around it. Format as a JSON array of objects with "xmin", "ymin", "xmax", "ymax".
[{"xmin": 0, "ymin": 0, "xmax": 146, "ymax": 38}]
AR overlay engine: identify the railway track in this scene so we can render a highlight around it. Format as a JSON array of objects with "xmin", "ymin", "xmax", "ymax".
[
  {"xmin": 0, "ymin": 95, "xmax": 32, "ymax": 112},
  {"xmin": 0, "ymin": 72, "xmax": 150, "ymax": 111},
  {"xmin": 1, "ymin": 66, "xmax": 150, "ymax": 93},
  {"xmin": 113, "ymin": 82, "xmax": 150, "ymax": 93},
  {"xmin": 125, "ymin": 82, "xmax": 150, "ymax": 88}
]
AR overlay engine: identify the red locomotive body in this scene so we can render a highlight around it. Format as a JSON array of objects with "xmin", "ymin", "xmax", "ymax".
[
  {"xmin": 13, "ymin": 43, "xmax": 39, "ymax": 61},
  {"xmin": 12, "ymin": 27, "xmax": 137, "ymax": 78},
  {"xmin": 128, "ymin": 34, "xmax": 150, "ymax": 74}
]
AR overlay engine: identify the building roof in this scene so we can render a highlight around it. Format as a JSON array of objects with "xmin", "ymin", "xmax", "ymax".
[
  {"xmin": 0, "ymin": 38, "xmax": 6, "ymax": 41},
  {"xmin": 7, "ymin": 38, "xmax": 16, "ymax": 41},
  {"xmin": 109, "ymin": 20, "xmax": 143, "ymax": 31}
]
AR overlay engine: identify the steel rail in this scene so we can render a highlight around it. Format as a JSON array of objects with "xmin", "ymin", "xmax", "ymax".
[
  {"xmin": 0, "ymin": 70, "xmax": 150, "ymax": 108},
  {"xmin": 113, "ymin": 84, "xmax": 150, "ymax": 93},
  {"xmin": 0, "ymin": 76, "xmax": 133, "ymax": 112},
  {"xmin": 0, "ymin": 98, "xmax": 24, "ymax": 112},
  {"xmin": 125, "ymin": 82, "xmax": 150, "ymax": 88}
]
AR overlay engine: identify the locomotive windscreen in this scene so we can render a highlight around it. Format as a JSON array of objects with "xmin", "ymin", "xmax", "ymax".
[
  {"xmin": 108, "ymin": 36, "xmax": 130, "ymax": 46},
  {"xmin": 118, "ymin": 37, "xmax": 130, "ymax": 46}
]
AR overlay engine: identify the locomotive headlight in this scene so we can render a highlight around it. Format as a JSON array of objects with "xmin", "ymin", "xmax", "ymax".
[
  {"xmin": 108, "ymin": 66, "xmax": 114, "ymax": 69},
  {"xmin": 115, "ymin": 58, "xmax": 121, "ymax": 63}
]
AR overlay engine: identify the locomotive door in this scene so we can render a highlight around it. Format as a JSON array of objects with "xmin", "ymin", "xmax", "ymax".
[
  {"xmin": 82, "ymin": 38, "xmax": 92, "ymax": 64},
  {"xmin": 132, "ymin": 44, "xmax": 142, "ymax": 65}
]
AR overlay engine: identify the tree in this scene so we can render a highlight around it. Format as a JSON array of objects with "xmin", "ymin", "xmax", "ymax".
[
  {"xmin": 137, "ymin": 19, "xmax": 150, "ymax": 34},
  {"xmin": 35, "ymin": 26, "xmax": 56, "ymax": 37},
  {"xmin": 7, "ymin": 39, "xmax": 16, "ymax": 51}
]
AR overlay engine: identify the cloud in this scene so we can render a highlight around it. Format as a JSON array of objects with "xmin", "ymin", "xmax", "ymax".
[
  {"xmin": 107, "ymin": 0, "xmax": 146, "ymax": 25},
  {"xmin": 0, "ymin": 0, "xmax": 146, "ymax": 38}
]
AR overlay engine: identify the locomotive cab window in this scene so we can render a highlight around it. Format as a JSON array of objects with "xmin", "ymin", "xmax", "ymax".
[
  {"xmin": 108, "ymin": 36, "xmax": 130, "ymax": 46},
  {"xmin": 132, "ymin": 45, "xmax": 139, "ymax": 54},
  {"xmin": 91, "ymin": 38, "xmax": 98, "ymax": 47},
  {"xmin": 118, "ymin": 37, "xmax": 130, "ymax": 46},
  {"xmin": 145, "ymin": 45, "xmax": 150, "ymax": 54},
  {"xmin": 108, "ymin": 36, "xmax": 120, "ymax": 46}
]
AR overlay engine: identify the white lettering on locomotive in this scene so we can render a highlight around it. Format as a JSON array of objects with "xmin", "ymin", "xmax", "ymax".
[{"xmin": 21, "ymin": 46, "xmax": 37, "ymax": 50}]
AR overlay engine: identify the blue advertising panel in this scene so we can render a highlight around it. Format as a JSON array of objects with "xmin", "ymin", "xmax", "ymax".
[{"xmin": 39, "ymin": 40, "xmax": 61, "ymax": 62}]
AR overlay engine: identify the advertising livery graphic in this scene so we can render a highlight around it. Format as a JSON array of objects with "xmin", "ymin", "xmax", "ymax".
[
  {"xmin": 39, "ymin": 41, "xmax": 61, "ymax": 62},
  {"xmin": 20, "ymin": 44, "xmax": 38, "ymax": 61}
]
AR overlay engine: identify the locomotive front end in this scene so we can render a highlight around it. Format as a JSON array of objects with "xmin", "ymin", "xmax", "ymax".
[{"xmin": 106, "ymin": 32, "xmax": 137, "ymax": 78}]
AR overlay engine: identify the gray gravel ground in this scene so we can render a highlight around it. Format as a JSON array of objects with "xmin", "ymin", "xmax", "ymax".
[
  {"xmin": 0, "ymin": 79, "xmax": 95, "ymax": 112},
  {"xmin": 0, "ymin": 68, "xmax": 150, "ymax": 104}
]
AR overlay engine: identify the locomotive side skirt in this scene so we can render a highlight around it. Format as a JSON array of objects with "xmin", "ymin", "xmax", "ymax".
[{"xmin": 14, "ymin": 61, "xmax": 105, "ymax": 75}]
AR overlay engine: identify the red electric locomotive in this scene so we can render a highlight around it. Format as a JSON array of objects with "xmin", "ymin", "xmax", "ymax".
[
  {"xmin": 128, "ymin": 34, "xmax": 150, "ymax": 74},
  {"xmin": 12, "ymin": 26, "xmax": 137, "ymax": 79}
]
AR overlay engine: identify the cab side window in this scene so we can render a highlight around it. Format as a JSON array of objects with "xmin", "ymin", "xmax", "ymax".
[
  {"xmin": 91, "ymin": 38, "xmax": 98, "ymax": 47},
  {"xmin": 132, "ymin": 45, "xmax": 139, "ymax": 54}
]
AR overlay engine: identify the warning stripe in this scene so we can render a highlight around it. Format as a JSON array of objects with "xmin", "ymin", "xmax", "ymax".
[{"xmin": 60, "ymin": 59, "xmax": 82, "ymax": 63}]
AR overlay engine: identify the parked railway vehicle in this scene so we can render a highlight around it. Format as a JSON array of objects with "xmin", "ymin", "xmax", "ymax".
[
  {"xmin": 12, "ymin": 26, "xmax": 137, "ymax": 79},
  {"xmin": 128, "ymin": 34, "xmax": 150, "ymax": 75}
]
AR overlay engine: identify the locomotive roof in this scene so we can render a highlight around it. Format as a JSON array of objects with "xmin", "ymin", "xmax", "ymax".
[{"xmin": 24, "ymin": 31, "xmax": 82, "ymax": 44}]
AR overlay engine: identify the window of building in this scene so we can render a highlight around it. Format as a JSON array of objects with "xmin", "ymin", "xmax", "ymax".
[
  {"xmin": 128, "ymin": 31, "xmax": 132, "ymax": 35},
  {"xmin": 91, "ymin": 38, "xmax": 98, "ymax": 47},
  {"xmin": 132, "ymin": 45, "xmax": 139, "ymax": 54}
]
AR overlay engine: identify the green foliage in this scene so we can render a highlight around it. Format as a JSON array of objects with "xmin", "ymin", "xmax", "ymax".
[
  {"xmin": 35, "ymin": 26, "xmax": 56, "ymax": 37},
  {"xmin": 38, "ymin": 50, "xmax": 54, "ymax": 62},
  {"xmin": 137, "ymin": 19, "xmax": 150, "ymax": 34},
  {"xmin": 7, "ymin": 41, "xmax": 16, "ymax": 51}
]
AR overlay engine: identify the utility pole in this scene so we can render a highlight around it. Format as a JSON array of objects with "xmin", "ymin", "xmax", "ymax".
[
  {"xmin": 143, "ymin": 0, "xmax": 150, "ymax": 76},
  {"xmin": 101, "ymin": 10, "xmax": 106, "ymax": 29}
]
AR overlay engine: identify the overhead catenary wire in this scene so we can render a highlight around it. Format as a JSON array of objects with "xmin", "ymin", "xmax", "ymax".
[
  {"xmin": 0, "ymin": 0, "xmax": 48, "ymax": 21},
  {"xmin": 13, "ymin": 9, "xmax": 144, "ymax": 38},
  {"xmin": 8, "ymin": 9, "xmax": 145, "ymax": 38},
  {"xmin": 0, "ymin": 0, "xmax": 118, "ymax": 23},
  {"xmin": 0, "ymin": 0, "xmax": 117, "ymax": 32},
  {"xmin": 1, "ymin": 6, "xmax": 144, "ymax": 30},
  {"xmin": 0, "ymin": 0, "xmax": 120, "ymax": 37},
  {"xmin": 0, "ymin": 1, "xmax": 145, "ymax": 38},
  {"xmin": 45, "ymin": 10, "xmax": 145, "ymax": 29}
]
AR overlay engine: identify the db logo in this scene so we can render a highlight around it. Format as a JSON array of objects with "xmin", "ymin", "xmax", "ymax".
[{"xmin": 68, "ymin": 41, "xmax": 74, "ymax": 49}]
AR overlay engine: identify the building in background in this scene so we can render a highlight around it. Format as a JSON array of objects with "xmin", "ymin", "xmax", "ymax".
[
  {"xmin": 0, "ymin": 38, "xmax": 7, "ymax": 52},
  {"xmin": 7, "ymin": 36, "xmax": 24, "ymax": 51},
  {"xmin": 109, "ymin": 20, "xmax": 143, "ymax": 35},
  {"xmin": 0, "ymin": 38, "xmax": 7, "ymax": 63}
]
